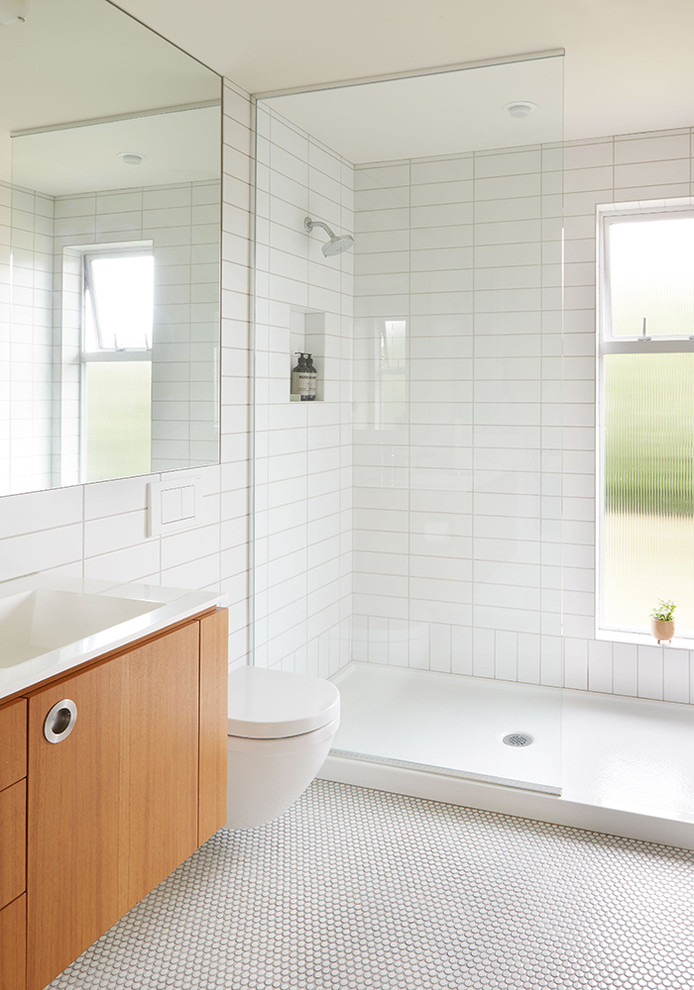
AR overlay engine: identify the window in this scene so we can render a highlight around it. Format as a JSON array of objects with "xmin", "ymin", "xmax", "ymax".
[
  {"xmin": 81, "ymin": 246, "xmax": 153, "ymax": 482},
  {"xmin": 84, "ymin": 249, "xmax": 153, "ymax": 351},
  {"xmin": 597, "ymin": 204, "xmax": 694, "ymax": 639}
]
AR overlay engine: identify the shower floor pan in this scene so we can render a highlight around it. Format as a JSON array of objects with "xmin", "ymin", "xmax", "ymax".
[{"xmin": 322, "ymin": 662, "xmax": 694, "ymax": 849}]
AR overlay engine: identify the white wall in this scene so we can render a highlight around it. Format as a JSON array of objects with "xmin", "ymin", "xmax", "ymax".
[
  {"xmin": 2, "ymin": 73, "xmax": 694, "ymax": 705},
  {"xmin": 0, "ymin": 183, "xmax": 55, "ymax": 495},
  {"xmin": 351, "ymin": 127, "xmax": 694, "ymax": 705},
  {"xmin": 253, "ymin": 102, "xmax": 353, "ymax": 676},
  {"xmin": 351, "ymin": 145, "xmax": 563, "ymax": 683},
  {"xmin": 53, "ymin": 179, "xmax": 220, "ymax": 483},
  {"xmin": 0, "ymin": 82, "xmax": 253, "ymax": 669},
  {"xmin": 562, "ymin": 128, "xmax": 694, "ymax": 703},
  {"xmin": 2, "ymin": 178, "xmax": 220, "ymax": 493}
]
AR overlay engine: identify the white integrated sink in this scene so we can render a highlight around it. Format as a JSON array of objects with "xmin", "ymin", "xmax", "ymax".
[
  {"xmin": 0, "ymin": 588, "xmax": 164, "ymax": 668},
  {"xmin": 0, "ymin": 577, "xmax": 225, "ymax": 698}
]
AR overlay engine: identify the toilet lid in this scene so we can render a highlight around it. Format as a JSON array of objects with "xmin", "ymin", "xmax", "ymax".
[{"xmin": 227, "ymin": 666, "xmax": 340, "ymax": 739}]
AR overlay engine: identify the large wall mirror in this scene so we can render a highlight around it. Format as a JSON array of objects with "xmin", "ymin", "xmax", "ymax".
[{"xmin": 0, "ymin": 0, "xmax": 221, "ymax": 496}]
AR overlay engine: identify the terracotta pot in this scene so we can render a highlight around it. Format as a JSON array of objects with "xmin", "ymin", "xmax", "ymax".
[{"xmin": 651, "ymin": 618, "xmax": 674, "ymax": 644}]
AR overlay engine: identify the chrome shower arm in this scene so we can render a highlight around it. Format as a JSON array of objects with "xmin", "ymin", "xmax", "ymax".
[{"xmin": 304, "ymin": 216, "xmax": 336, "ymax": 239}]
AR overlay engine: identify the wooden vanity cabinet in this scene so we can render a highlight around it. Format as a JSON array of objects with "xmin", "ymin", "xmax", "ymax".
[
  {"xmin": 0, "ymin": 607, "xmax": 227, "ymax": 990},
  {"xmin": 0, "ymin": 780, "xmax": 26, "ymax": 910},
  {"xmin": 0, "ymin": 896, "xmax": 26, "ymax": 990},
  {"xmin": 0, "ymin": 699, "xmax": 27, "ymax": 791},
  {"xmin": 198, "ymin": 607, "xmax": 229, "ymax": 841},
  {"xmin": 0, "ymin": 697, "xmax": 28, "ymax": 990}
]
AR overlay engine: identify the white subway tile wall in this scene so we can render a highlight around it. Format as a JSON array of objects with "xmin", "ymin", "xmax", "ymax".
[
  {"xmin": 2, "ymin": 93, "xmax": 694, "ymax": 700},
  {"xmin": 561, "ymin": 129, "xmax": 694, "ymax": 703},
  {"xmin": 352, "ymin": 129, "xmax": 694, "ymax": 702},
  {"xmin": 8, "ymin": 178, "xmax": 221, "ymax": 489},
  {"xmin": 352, "ymin": 143, "xmax": 563, "ymax": 685},
  {"xmin": 0, "ymin": 84, "xmax": 251, "ymax": 669},
  {"xmin": 0, "ymin": 182, "xmax": 7, "ymax": 486},
  {"xmin": 253, "ymin": 102, "xmax": 353, "ymax": 676},
  {"xmin": 1, "ymin": 183, "xmax": 55, "ymax": 495}
]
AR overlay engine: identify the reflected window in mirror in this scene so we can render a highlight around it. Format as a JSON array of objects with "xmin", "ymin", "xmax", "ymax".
[
  {"xmin": 1, "ymin": 0, "xmax": 222, "ymax": 497},
  {"xmin": 82, "ymin": 245, "xmax": 154, "ymax": 482},
  {"xmin": 84, "ymin": 247, "xmax": 153, "ymax": 352}
]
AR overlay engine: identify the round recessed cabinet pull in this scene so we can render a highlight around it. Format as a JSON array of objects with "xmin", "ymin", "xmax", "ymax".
[{"xmin": 44, "ymin": 699, "xmax": 78, "ymax": 744}]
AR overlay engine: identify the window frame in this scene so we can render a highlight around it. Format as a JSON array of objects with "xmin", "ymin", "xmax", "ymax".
[
  {"xmin": 596, "ymin": 201, "xmax": 694, "ymax": 642},
  {"xmin": 81, "ymin": 242, "xmax": 154, "ymax": 361}
]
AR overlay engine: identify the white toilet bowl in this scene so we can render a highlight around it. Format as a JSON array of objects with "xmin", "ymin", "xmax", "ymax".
[{"xmin": 226, "ymin": 666, "xmax": 340, "ymax": 829}]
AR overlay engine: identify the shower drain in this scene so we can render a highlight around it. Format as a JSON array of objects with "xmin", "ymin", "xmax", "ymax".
[{"xmin": 502, "ymin": 732, "xmax": 534, "ymax": 748}]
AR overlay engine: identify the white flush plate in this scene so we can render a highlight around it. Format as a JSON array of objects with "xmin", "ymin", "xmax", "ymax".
[{"xmin": 148, "ymin": 477, "xmax": 202, "ymax": 537}]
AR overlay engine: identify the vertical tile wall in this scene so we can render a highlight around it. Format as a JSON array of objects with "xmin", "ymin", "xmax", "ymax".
[
  {"xmin": 0, "ymin": 182, "xmax": 7, "ymax": 487},
  {"xmin": 351, "ymin": 144, "xmax": 563, "ymax": 685},
  {"xmin": 561, "ymin": 127, "xmax": 694, "ymax": 703},
  {"xmin": 0, "ymin": 82, "xmax": 253, "ymax": 670},
  {"xmin": 52, "ymin": 179, "xmax": 220, "ymax": 483},
  {"xmin": 2, "ymin": 88, "xmax": 694, "ymax": 704},
  {"xmin": 253, "ymin": 103, "xmax": 353, "ymax": 677},
  {"xmin": 349, "ymin": 126, "xmax": 694, "ymax": 703},
  {"xmin": 1, "ymin": 183, "xmax": 55, "ymax": 495}
]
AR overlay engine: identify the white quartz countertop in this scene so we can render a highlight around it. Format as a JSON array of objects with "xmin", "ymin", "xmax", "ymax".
[{"xmin": 0, "ymin": 575, "xmax": 226, "ymax": 701}]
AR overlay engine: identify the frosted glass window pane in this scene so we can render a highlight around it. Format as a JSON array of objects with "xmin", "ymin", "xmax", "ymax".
[
  {"xmin": 609, "ymin": 217, "xmax": 694, "ymax": 336},
  {"xmin": 85, "ymin": 361, "xmax": 151, "ymax": 482},
  {"xmin": 603, "ymin": 352, "xmax": 694, "ymax": 634}
]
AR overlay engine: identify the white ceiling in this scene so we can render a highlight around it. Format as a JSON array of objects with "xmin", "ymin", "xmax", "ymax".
[
  {"xmin": 111, "ymin": 0, "xmax": 694, "ymax": 145},
  {"xmin": 4, "ymin": 0, "xmax": 694, "ymax": 188},
  {"xmin": 13, "ymin": 107, "xmax": 221, "ymax": 196},
  {"xmin": 0, "ymin": 0, "xmax": 221, "ymax": 189},
  {"xmin": 0, "ymin": 0, "xmax": 219, "ymax": 134},
  {"xmin": 266, "ymin": 57, "xmax": 563, "ymax": 164}
]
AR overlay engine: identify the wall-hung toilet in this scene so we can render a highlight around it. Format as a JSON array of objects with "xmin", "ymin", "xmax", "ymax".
[{"xmin": 226, "ymin": 666, "xmax": 340, "ymax": 829}]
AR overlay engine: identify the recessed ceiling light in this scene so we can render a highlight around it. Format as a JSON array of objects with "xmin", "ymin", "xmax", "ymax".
[
  {"xmin": 118, "ymin": 152, "xmax": 145, "ymax": 165},
  {"xmin": 503, "ymin": 101, "xmax": 537, "ymax": 119}
]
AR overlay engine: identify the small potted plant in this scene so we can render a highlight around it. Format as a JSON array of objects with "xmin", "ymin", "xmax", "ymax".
[{"xmin": 651, "ymin": 599, "xmax": 676, "ymax": 644}]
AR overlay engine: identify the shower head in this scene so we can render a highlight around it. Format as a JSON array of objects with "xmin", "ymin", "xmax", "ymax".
[
  {"xmin": 321, "ymin": 233, "xmax": 354, "ymax": 257},
  {"xmin": 304, "ymin": 216, "xmax": 354, "ymax": 258}
]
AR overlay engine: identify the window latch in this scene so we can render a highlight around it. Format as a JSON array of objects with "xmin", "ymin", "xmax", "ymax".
[{"xmin": 638, "ymin": 317, "xmax": 651, "ymax": 342}]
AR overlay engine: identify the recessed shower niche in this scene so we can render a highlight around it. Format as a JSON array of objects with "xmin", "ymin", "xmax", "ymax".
[{"xmin": 290, "ymin": 309, "xmax": 325, "ymax": 401}]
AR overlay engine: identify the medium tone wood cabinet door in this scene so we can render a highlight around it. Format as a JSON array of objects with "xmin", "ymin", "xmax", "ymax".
[
  {"xmin": 198, "ymin": 608, "xmax": 229, "ymax": 843},
  {"xmin": 27, "ymin": 623, "xmax": 200, "ymax": 990},
  {"xmin": 0, "ymin": 700, "xmax": 27, "ymax": 792},
  {"xmin": 0, "ymin": 780, "xmax": 26, "ymax": 911},
  {"xmin": 119, "ymin": 622, "xmax": 200, "ymax": 908},
  {"xmin": 27, "ymin": 655, "xmax": 124, "ymax": 990},
  {"xmin": 0, "ymin": 895, "xmax": 26, "ymax": 990}
]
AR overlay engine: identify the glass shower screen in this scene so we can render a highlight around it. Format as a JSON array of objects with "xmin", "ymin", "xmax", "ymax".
[{"xmin": 253, "ymin": 51, "xmax": 564, "ymax": 794}]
